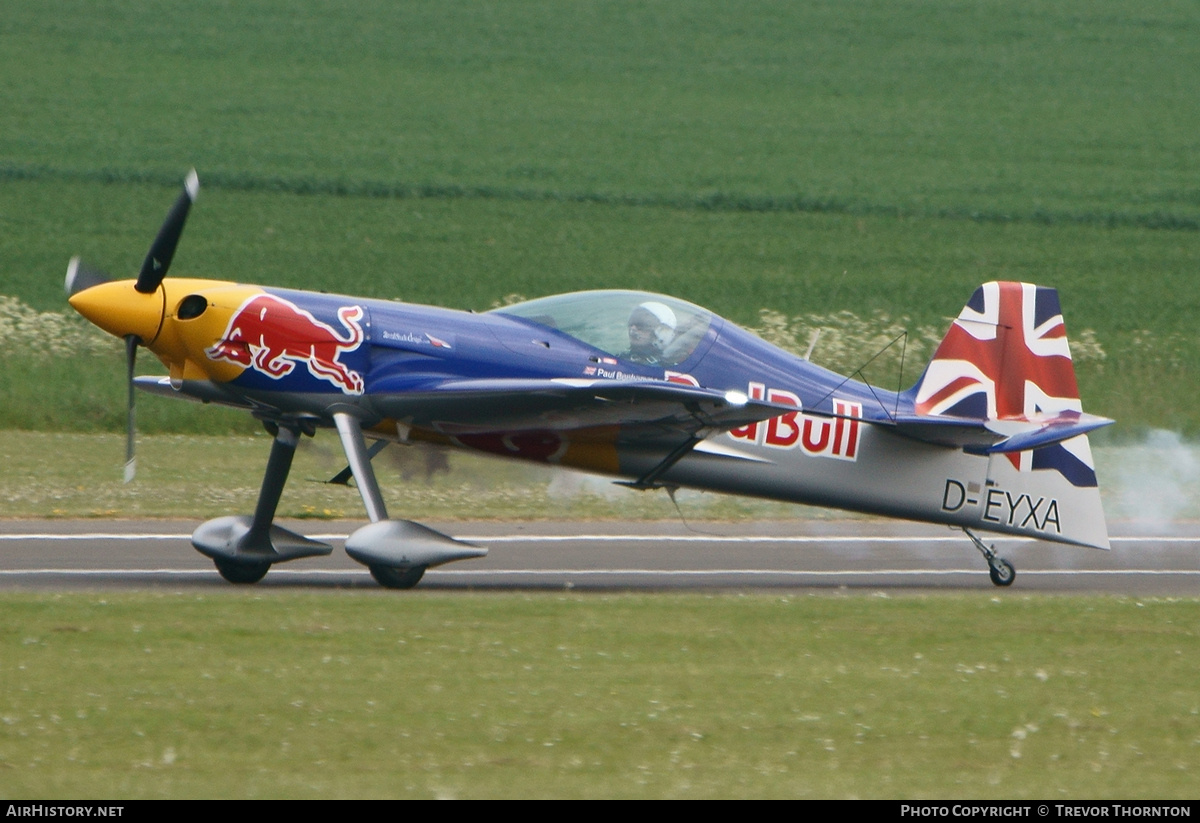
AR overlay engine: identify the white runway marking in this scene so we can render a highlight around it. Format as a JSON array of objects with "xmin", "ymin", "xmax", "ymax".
[
  {"xmin": 1, "ymin": 532, "xmax": 1195, "ymax": 544},
  {"xmin": 3, "ymin": 529, "xmax": 1195, "ymax": 590},
  {"xmin": 0, "ymin": 533, "xmax": 189, "ymax": 541},
  {"xmin": 1, "ymin": 567, "xmax": 1196, "ymax": 579}
]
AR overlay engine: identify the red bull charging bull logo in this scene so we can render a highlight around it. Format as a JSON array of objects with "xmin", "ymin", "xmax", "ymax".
[{"xmin": 207, "ymin": 293, "xmax": 366, "ymax": 394}]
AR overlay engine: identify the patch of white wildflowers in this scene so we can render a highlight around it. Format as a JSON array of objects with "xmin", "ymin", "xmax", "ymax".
[{"xmin": 0, "ymin": 295, "xmax": 116, "ymax": 358}]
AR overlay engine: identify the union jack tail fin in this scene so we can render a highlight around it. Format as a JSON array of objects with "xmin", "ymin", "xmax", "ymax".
[
  {"xmin": 915, "ymin": 281, "xmax": 1080, "ymax": 422},
  {"xmin": 907, "ymin": 282, "xmax": 1111, "ymax": 548}
]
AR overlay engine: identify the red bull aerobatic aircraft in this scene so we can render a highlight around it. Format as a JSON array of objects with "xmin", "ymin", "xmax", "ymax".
[{"xmin": 66, "ymin": 172, "xmax": 1113, "ymax": 588}]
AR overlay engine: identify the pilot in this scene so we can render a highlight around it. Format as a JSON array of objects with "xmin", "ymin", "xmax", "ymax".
[{"xmin": 622, "ymin": 301, "xmax": 677, "ymax": 365}]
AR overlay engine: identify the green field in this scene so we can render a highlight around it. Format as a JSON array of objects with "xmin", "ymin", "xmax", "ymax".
[
  {"xmin": 4, "ymin": 592, "xmax": 1199, "ymax": 799},
  {"xmin": 4, "ymin": 1, "xmax": 1198, "ymax": 222}
]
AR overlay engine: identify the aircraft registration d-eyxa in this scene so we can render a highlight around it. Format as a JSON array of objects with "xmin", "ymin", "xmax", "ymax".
[{"xmin": 66, "ymin": 172, "xmax": 1113, "ymax": 588}]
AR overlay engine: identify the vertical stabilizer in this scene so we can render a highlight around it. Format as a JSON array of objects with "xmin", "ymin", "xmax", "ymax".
[
  {"xmin": 912, "ymin": 282, "xmax": 1108, "ymax": 547},
  {"xmin": 915, "ymin": 282, "xmax": 1078, "ymax": 422}
]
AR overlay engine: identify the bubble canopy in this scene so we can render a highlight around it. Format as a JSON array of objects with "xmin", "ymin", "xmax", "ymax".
[{"xmin": 491, "ymin": 290, "xmax": 715, "ymax": 367}]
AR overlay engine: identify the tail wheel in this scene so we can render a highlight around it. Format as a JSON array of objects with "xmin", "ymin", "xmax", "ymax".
[
  {"xmin": 369, "ymin": 565, "xmax": 426, "ymax": 589},
  {"xmin": 989, "ymin": 558, "xmax": 1016, "ymax": 587},
  {"xmin": 965, "ymin": 528, "xmax": 1016, "ymax": 588},
  {"xmin": 214, "ymin": 558, "xmax": 271, "ymax": 585}
]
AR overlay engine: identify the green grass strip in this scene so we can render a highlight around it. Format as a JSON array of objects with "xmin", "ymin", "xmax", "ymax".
[{"xmin": 3, "ymin": 591, "xmax": 1198, "ymax": 799}]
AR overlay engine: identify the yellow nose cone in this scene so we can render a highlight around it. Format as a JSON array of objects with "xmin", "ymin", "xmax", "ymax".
[{"xmin": 68, "ymin": 280, "xmax": 164, "ymax": 344}]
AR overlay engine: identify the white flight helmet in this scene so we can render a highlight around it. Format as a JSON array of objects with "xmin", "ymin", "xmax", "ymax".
[{"xmin": 630, "ymin": 301, "xmax": 677, "ymax": 349}]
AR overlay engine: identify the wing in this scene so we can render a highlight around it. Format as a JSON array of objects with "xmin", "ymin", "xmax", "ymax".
[{"xmin": 369, "ymin": 378, "xmax": 794, "ymax": 436}]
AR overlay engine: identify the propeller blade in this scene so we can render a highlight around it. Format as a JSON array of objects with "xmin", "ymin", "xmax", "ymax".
[
  {"xmin": 64, "ymin": 256, "xmax": 113, "ymax": 298},
  {"xmin": 124, "ymin": 334, "xmax": 138, "ymax": 483},
  {"xmin": 135, "ymin": 169, "xmax": 199, "ymax": 295}
]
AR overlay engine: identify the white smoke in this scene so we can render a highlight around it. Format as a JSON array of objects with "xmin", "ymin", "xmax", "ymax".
[
  {"xmin": 1102, "ymin": 430, "xmax": 1200, "ymax": 532},
  {"xmin": 546, "ymin": 470, "xmax": 627, "ymax": 500}
]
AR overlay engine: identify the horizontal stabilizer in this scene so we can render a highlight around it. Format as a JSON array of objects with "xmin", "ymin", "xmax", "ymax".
[
  {"xmin": 983, "ymin": 412, "xmax": 1112, "ymax": 454},
  {"xmin": 891, "ymin": 411, "xmax": 1113, "ymax": 454}
]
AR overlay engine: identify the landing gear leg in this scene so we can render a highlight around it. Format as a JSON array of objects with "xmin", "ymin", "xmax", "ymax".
[
  {"xmin": 333, "ymin": 412, "xmax": 388, "ymax": 523},
  {"xmin": 192, "ymin": 422, "xmax": 332, "ymax": 582},
  {"xmin": 964, "ymin": 527, "xmax": 1016, "ymax": 587},
  {"xmin": 247, "ymin": 423, "xmax": 301, "ymax": 543},
  {"xmin": 333, "ymin": 412, "xmax": 485, "ymax": 588}
]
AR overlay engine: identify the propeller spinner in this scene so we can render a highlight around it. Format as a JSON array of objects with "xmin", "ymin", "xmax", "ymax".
[{"xmin": 65, "ymin": 170, "xmax": 200, "ymax": 482}]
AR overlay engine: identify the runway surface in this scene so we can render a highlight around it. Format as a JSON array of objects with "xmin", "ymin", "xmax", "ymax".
[{"xmin": 2, "ymin": 518, "xmax": 1198, "ymax": 594}]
